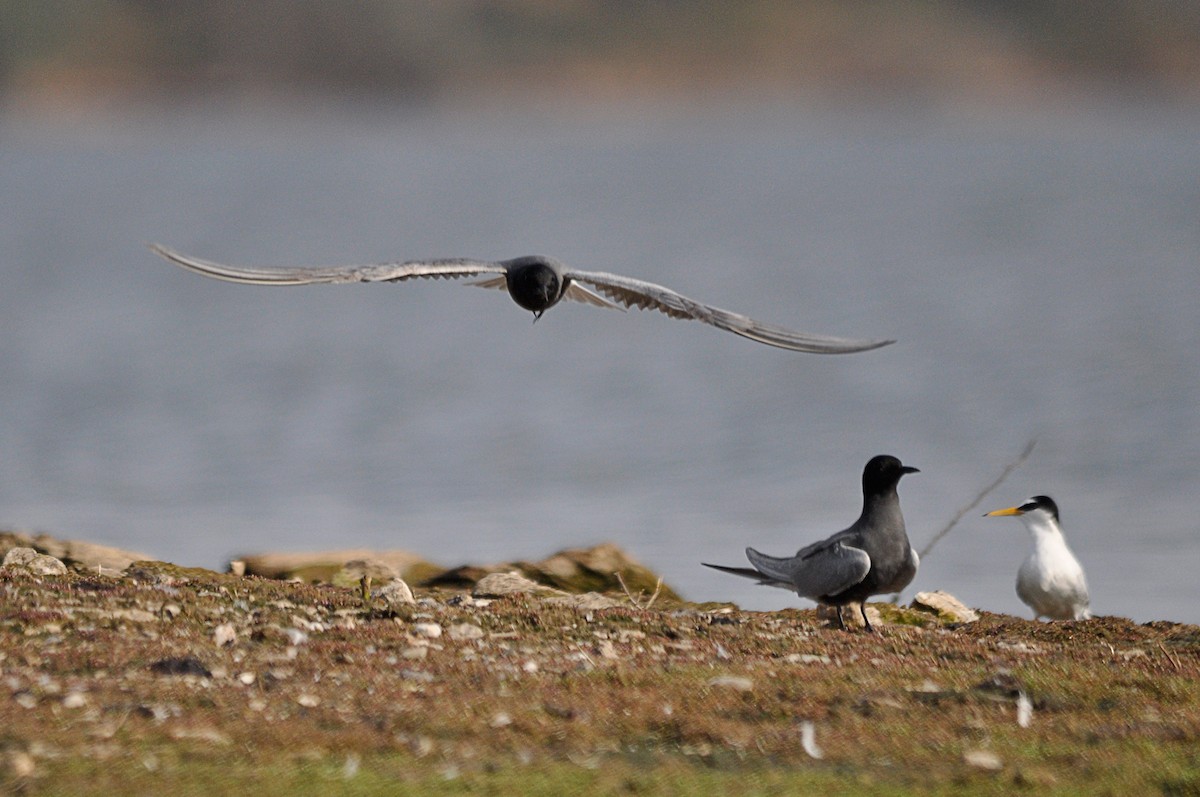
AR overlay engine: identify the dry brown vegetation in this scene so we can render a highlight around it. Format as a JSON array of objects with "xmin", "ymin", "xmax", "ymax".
[{"xmin": 1, "ymin": 557, "xmax": 1198, "ymax": 795}]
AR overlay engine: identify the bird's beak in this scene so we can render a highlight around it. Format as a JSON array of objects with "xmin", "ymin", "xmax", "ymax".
[
  {"xmin": 901, "ymin": 466, "xmax": 920, "ymax": 475},
  {"xmin": 984, "ymin": 506, "xmax": 1023, "ymax": 517},
  {"xmin": 532, "ymin": 311, "xmax": 544, "ymax": 324}
]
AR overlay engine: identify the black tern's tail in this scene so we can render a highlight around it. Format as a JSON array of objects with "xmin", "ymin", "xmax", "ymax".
[
  {"xmin": 702, "ymin": 562, "xmax": 767, "ymax": 581},
  {"xmin": 703, "ymin": 559, "xmax": 799, "ymax": 591}
]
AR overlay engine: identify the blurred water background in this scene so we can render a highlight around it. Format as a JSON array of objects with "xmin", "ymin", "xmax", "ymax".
[{"xmin": 2, "ymin": 3, "xmax": 1198, "ymax": 623}]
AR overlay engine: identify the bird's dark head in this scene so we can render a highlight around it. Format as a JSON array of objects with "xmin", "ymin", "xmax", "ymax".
[
  {"xmin": 504, "ymin": 256, "xmax": 565, "ymax": 316},
  {"xmin": 862, "ymin": 455, "xmax": 919, "ymax": 495}
]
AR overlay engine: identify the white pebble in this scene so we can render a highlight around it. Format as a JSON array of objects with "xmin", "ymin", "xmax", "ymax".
[
  {"xmin": 964, "ymin": 749, "xmax": 1003, "ymax": 771},
  {"xmin": 448, "ymin": 623, "xmax": 484, "ymax": 641},
  {"xmin": 213, "ymin": 624, "xmax": 237, "ymax": 647},
  {"xmin": 61, "ymin": 692, "xmax": 87, "ymax": 709},
  {"xmin": 708, "ymin": 675, "xmax": 753, "ymax": 692},
  {"xmin": 412, "ymin": 622, "xmax": 443, "ymax": 639}
]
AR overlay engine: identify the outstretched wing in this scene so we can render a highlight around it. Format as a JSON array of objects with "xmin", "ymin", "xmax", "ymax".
[
  {"xmin": 745, "ymin": 544, "xmax": 871, "ymax": 600},
  {"xmin": 565, "ymin": 269, "xmax": 893, "ymax": 354},
  {"xmin": 150, "ymin": 244, "xmax": 507, "ymax": 286}
]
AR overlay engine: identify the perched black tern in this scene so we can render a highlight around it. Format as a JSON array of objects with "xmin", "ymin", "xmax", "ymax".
[
  {"xmin": 984, "ymin": 495, "xmax": 1091, "ymax": 621},
  {"xmin": 704, "ymin": 455, "xmax": 919, "ymax": 631},
  {"xmin": 149, "ymin": 245, "xmax": 892, "ymax": 354}
]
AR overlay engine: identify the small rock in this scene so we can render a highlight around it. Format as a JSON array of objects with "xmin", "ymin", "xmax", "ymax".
[
  {"xmin": 2, "ymin": 547, "xmax": 68, "ymax": 575},
  {"xmin": 784, "ymin": 653, "xmax": 832, "ymax": 665},
  {"xmin": 489, "ymin": 711, "xmax": 513, "ymax": 728},
  {"xmin": 402, "ymin": 646, "xmax": 428, "ymax": 660},
  {"xmin": 473, "ymin": 571, "xmax": 560, "ymax": 598},
  {"xmin": 911, "ymin": 591, "xmax": 979, "ymax": 623},
  {"xmin": 964, "ymin": 749, "xmax": 1003, "ymax": 771},
  {"xmin": 61, "ymin": 691, "xmax": 87, "ymax": 709},
  {"xmin": 376, "ymin": 579, "xmax": 416, "ymax": 606},
  {"xmin": 708, "ymin": 675, "xmax": 753, "ymax": 692},
  {"xmin": 213, "ymin": 623, "xmax": 237, "ymax": 647},
  {"xmin": 522, "ymin": 660, "xmax": 539, "ymax": 674},
  {"xmin": 412, "ymin": 622, "xmax": 442, "ymax": 639},
  {"xmin": 296, "ymin": 694, "xmax": 320, "ymax": 708},
  {"xmin": 238, "ymin": 672, "xmax": 256, "ymax": 686},
  {"xmin": 447, "ymin": 623, "xmax": 485, "ymax": 641}
]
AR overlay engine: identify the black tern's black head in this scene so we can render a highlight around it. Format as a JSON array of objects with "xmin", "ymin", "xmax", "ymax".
[
  {"xmin": 862, "ymin": 455, "xmax": 919, "ymax": 496},
  {"xmin": 504, "ymin": 256, "xmax": 565, "ymax": 317}
]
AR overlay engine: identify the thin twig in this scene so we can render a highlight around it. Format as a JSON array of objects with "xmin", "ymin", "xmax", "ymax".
[
  {"xmin": 889, "ymin": 438, "xmax": 1036, "ymax": 602},
  {"xmin": 616, "ymin": 572, "xmax": 663, "ymax": 610},
  {"xmin": 615, "ymin": 571, "xmax": 642, "ymax": 607},
  {"xmin": 644, "ymin": 577, "xmax": 663, "ymax": 610},
  {"xmin": 1158, "ymin": 642, "xmax": 1183, "ymax": 672}
]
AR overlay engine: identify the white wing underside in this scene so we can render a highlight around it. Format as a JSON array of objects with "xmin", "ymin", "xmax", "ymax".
[
  {"xmin": 149, "ymin": 244, "xmax": 506, "ymax": 285},
  {"xmin": 567, "ymin": 270, "xmax": 892, "ymax": 354}
]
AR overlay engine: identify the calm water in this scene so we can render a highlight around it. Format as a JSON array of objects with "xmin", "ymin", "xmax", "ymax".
[{"xmin": 2, "ymin": 101, "xmax": 1197, "ymax": 623}]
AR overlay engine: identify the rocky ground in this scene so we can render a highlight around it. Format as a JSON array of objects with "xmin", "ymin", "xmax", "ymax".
[{"xmin": 1, "ymin": 533, "xmax": 1198, "ymax": 795}]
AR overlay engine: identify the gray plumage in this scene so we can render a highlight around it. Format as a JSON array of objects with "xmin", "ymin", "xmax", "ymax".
[
  {"xmin": 149, "ymin": 245, "xmax": 893, "ymax": 354},
  {"xmin": 704, "ymin": 454, "xmax": 919, "ymax": 631}
]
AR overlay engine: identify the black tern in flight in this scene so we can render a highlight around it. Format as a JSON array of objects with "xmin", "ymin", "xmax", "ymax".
[
  {"xmin": 984, "ymin": 495, "xmax": 1091, "ymax": 621},
  {"xmin": 704, "ymin": 455, "xmax": 919, "ymax": 631},
  {"xmin": 149, "ymin": 245, "xmax": 893, "ymax": 354}
]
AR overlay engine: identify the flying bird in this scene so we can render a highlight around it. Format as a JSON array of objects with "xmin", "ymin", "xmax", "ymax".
[
  {"xmin": 984, "ymin": 495, "xmax": 1091, "ymax": 621},
  {"xmin": 149, "ymin": 245, "xmax": 893, "ymax": 354},
  {"xmin": 704, "ymin": 455, "xmax": 920, "ymax": 631}
]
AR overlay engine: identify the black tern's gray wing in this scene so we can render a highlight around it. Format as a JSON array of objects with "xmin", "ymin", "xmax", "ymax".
[
  {"xmin": 564, "ymin": 270, "xmax": 893, "ymax": 354},
  {"xmin": 745, "ymin": 544, "xmax": 871, "ymax": 600},
  {"xmin": 702, "ymin": 561, "xmax": 795, "ymax": 590},
  {"xmin": 150, "ymin": 244, "xmax": 506, "ymax": 286}
]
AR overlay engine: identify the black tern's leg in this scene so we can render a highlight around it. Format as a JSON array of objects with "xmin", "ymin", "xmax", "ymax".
[
  {"xmin": 860, "ymin": 603, "xmax": 875, "ymax": 633},
  {"xmin": 834, "ymin": 606, "xmax": 847, "ymax": 631}
]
